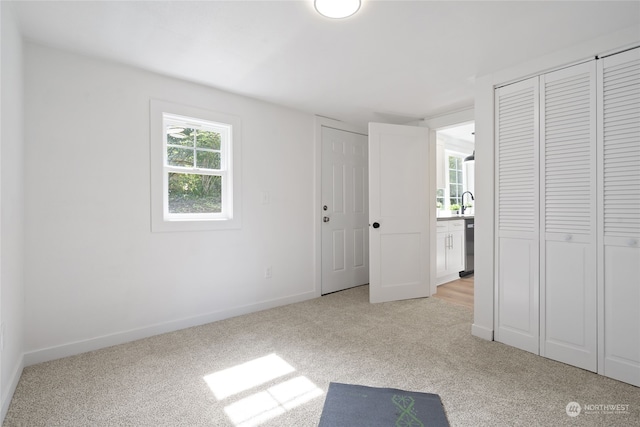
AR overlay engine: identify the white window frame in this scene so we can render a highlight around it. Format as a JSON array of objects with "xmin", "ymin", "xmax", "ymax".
[
  {"xmin": 150, "ymin": 100, "xmax": 242, "ymax": 232},
  {"xmin": 445, "ymin": 150, "xmax": 466, "ymax": 209}
]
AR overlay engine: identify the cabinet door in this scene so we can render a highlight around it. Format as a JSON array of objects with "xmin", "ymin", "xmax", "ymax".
[
  {"xmin": 449, "ymin": 229, "xmax": 465, "ymax": 274},
  {"xmin": 598, "ymin": 48, "xmax": 640, "ymax": 386},
  {"xmin": 436, "ymin": 232, "xmax": 448, "ymax": 278},
  {"xmin": 540, "ymin": 61, "xmax": 597, "ymax": 371},
  {"xmin": 448, "ymin": 221, "xmax": 466, "ymax": 274},
  {"xmin": 495, "ymin": 77, "xmax": 540, "ymax": 355}
]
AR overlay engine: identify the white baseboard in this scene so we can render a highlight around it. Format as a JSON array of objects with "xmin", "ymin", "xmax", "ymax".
[
  {"xmin": 472, "ymin": 323, "xmax": 494, "ymax": 341},
  {"xmin": 24, "ymin": 290, "xmax": 316, "ymax": 367},
  {"xmin": 1, "ymin": 353, "xmax": 24, "ymax": 423}
]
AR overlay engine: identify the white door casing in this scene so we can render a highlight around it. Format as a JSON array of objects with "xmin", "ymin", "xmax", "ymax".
[
  {"xmin": 368, "ymin": 123, "xmax": 430, "ymax": 304},
  {"xmin": 321, "ymin": 126, "xmax": 369, "ymax": 295}
]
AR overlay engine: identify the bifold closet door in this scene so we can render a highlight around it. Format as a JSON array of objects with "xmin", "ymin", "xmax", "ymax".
[
  {"xmin": 495, "ymin": 77, "xmax": 540, "ymax": 354},
  {"xmin": 540, "ymin": 62, "xmax": 597, "ymax": 372},
  {"xmin": 598, "ymin": 48, "xmax": 640, "ymax": 387}
]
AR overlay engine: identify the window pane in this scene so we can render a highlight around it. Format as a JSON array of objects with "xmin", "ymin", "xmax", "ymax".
[
  {"xmin": 167, "ymin": 127, "xmax": 194, "ymax": 147},
  {"xmin": 167, "ymin": 147, "xmax": 194, "ymax": 167},
  {"xmin": 196, "ymin": 130, "xmax": 221, "ymax": 150},
  {"xmin": 449, "ymin": 170, "xmax": 457, "ymax": 183},
  {"xmin": 448, "ymin": 156, "xmax": 456, "ymax": 169},
  {"xmin": 196, "ymin": 151, "xmax": 221, "ymax": 170},
  {"xmin": 457, "ymin": 171, "xmax": 463, "ymax": 183},
  {"xmin": 168, "ymin": 173, "xmax": 222, "ymax": 214}
]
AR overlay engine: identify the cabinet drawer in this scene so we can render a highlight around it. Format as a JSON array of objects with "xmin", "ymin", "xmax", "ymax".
[
  {"xmin": 449, "ymin": 220, "xmax": 465, "ymax": 231},
  {"xmin": 437, "ymin": 219, "xmax": 465, "ymax": 232}
]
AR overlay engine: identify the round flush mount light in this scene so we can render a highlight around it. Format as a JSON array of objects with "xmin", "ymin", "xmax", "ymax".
[{"xmin": 314, "ymin": 0, "xmax": 361, "ymax": 19}]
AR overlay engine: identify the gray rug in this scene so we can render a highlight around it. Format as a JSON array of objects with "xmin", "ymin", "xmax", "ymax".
[{"xmin": 319, "ymin": 382, "xmax": 449, "ymax": 427}]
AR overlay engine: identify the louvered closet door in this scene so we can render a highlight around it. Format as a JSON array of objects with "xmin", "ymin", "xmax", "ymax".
[
  {"xmin": 598, "ymin": 48, "xmax": 640, "ymax": 387},
  {"xmin": 540, "ymin": 62, "xmax": 597, "ymax": 371},
  {"xmin": 495, "ymin": 77, "xmax": 540, "ymax": 354}
]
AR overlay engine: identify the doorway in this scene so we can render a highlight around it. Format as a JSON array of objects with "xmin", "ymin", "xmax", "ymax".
[{"xmin": 432, "ymin": 119, "xmax": 475, "ymax": 302}]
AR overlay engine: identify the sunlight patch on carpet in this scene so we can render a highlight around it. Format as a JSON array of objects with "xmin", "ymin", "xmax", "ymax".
[
  {"xmin": 224, "ymin": 376, "xmax": 323, "ymax": 427},
  {"xmin": 203, "ymin": 353, "xmax": 324, "ymax": 426},
  {"xmin": 203, "ymin": 353, "xmax": 295, "ymax": 400}
]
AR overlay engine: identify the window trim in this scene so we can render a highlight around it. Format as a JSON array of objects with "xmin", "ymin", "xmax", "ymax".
[{"xmin": 150, "ymin": 100, "xmax": 242, "ymax": 232}]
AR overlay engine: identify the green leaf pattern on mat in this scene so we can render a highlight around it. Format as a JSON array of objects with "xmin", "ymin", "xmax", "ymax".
[{"xmin": 392, "ymin": 394, "xmax": 425, "ymax": 427}]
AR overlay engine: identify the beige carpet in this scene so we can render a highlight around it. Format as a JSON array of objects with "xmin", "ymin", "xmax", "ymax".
[{"xmin": 4, "ymin": 286, "xmax": 639, "ymax": 426}]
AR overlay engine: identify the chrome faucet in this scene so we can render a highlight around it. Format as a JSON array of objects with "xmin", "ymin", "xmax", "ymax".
[{"xmin": 461, "ymin": 191, "xmax": 474, "ymax": 215}]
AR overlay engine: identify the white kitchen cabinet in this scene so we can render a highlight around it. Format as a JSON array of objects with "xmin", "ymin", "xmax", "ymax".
[{"xmin": 436, "ymin": 219, "xmax": 465, "ymax": 285}]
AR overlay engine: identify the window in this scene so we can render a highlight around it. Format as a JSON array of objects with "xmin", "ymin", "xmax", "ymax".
[
  {"xmin": 151, "ymin": 100, "xmax": 241, "ymax": 232},
  {"xmin": 164, "ymin": 115, "xmax": 228, "ymax": 218},
  {"xmin": 448, "ymin": 154, "xmax": 463, "ymax": 207}
]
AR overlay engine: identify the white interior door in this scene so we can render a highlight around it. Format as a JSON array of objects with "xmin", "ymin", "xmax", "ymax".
[
  {"xmin": 321, "ymin": 126, "xmax": 369, "ymax": 295},
  {"xmin": 540, "ymin": 61, "xmax": 597, "ymax": 372},
  {"xmin": 495, "ymin": 77, "xmax": 540, "ymax": 355},
  {"xmin": 598, "ymin": 48, "xmax": 640, "ymax": 387},
  {"xmin": 368, "ymin": 123, "xmax": 430, "ymax": 303}
]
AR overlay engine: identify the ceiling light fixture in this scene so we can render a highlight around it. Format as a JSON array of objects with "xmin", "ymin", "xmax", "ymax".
[{"xmin": 314, "ymin": 0, "xmax": 361, "ymax": 19}]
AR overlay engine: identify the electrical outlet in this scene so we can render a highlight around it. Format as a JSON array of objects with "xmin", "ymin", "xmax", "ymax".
[{"xmin": 265, "ymin": 266, "xmax": 272, "ymax": 279}]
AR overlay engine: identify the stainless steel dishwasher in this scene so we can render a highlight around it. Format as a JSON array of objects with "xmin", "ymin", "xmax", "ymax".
[{"xmin": 459, "ymin": 218, "xmax": 474, "ymax": 277}]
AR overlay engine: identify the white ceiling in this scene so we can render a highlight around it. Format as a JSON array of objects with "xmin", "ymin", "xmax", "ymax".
[
  {"xmin": 8, "ymin": 1, "xmax": 640, "ymax": 128},
  {"xmin": 439, "ymin": 122, "xmax": 475, "ymax": 144}
]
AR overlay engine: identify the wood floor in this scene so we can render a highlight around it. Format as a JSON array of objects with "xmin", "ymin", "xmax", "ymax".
[{"xmin": 433, "ymin": 276, "xmax": 474, "ymax": 310}]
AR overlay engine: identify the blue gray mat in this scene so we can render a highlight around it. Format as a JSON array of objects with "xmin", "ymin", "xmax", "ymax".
[{"xmin": 318, "ymin": 382, "xmax": 449, "ymax": 427}]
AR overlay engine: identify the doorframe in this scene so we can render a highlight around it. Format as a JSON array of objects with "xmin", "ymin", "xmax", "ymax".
[
  {"xmin": 421, "ymin": 109, "xmax": 475, "ymax": 296},
  {"xmin": 314, "ymin": 116, "xmax": 367, "ymax": 298}
]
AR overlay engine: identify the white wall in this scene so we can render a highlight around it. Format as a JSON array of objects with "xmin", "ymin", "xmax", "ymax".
[
  {"xmin": 473, "ymin": 26, "xmax": 640, "ymax": 341},
  {"xmin": 0, "ymin": 2, "xmax": 25, "ymax": 420},
  {"xmin": 23, "ymin": 43, "xmax": 316, "ymax": 364}
]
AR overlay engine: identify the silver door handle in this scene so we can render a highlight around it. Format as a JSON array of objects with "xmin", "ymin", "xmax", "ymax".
[{"xmin": 323, "ymin": 216, "xmax": 330, "ymax": 223}]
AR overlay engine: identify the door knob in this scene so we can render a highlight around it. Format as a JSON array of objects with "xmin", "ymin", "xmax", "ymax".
[
  {"xmin": 323, "ymin": 216, "xmax": 330, "ymax": 223},
  {"xmin": 372, "ymin": 222, "xmax": 380, "ymax": 229}
]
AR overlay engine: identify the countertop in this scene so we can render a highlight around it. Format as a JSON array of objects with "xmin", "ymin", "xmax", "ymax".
[{"xmin": 437, "ymin": 215, "xmax": 474, "ymax": 221}]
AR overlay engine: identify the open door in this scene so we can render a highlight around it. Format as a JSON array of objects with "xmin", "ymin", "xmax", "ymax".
[{"xmin": 369, "ymin": 123, "xmax": 430, "ymax": 303}]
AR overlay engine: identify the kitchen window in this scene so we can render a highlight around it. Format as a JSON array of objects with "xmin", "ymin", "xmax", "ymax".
[{"xmin": 447, "ymin": 154, "xmax": 464, "ymax": 207}]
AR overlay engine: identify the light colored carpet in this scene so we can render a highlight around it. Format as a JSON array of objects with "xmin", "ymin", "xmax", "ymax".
[{"xmin": 4, "ymin": 285, "xmax": 639, "ymax": 426}]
